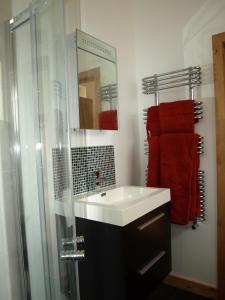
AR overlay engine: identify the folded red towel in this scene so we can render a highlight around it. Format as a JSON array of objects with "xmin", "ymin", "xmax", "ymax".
[
  {"xmin": 147, "ymin": 136, "xmax": 160, "ymax": 187},
  {"xmin": 146, "ymin": 106, "xmax": 160, "ymax": 138},
  {"xmin": 159, "ymin": 133, "xmax": 200, "ymax": 225},
  {"xmin": 159, "ymin": 100, "xmax": 195, "ymax": 134},
  {"xmin": 99, "ymin": 110, "xmax": 118, "ymax": 130}
]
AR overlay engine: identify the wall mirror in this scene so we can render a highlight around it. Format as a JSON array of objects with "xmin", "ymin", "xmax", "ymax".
[{"xmin": 75, "ymin": 29, "xmax": 118, "ymax": 130}]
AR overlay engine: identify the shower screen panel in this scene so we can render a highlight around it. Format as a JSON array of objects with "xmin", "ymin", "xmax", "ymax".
[{"xmin": 8, "ymin": 1, "xmax": 80, "ymax": 299}]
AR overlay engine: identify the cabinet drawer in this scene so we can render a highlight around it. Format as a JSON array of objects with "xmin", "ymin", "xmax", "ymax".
[
  {"xmin": 123, "ymin": 203, "xmax": 171, "ymax": 271},
  {"xmin": 126, "ymin": 249, "xmax": 171, "ymax": 300}
]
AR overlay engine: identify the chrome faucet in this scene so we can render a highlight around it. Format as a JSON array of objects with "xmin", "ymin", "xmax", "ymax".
[{"xmin": 94, "ymin": 170, "xmax": 106, "ymax": 191}]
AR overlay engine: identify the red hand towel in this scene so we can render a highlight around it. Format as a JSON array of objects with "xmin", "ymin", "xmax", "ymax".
[
  {"xmin": 146, "ymin": 106, "xmax": 160, "ymax": 137},
  {"xmin": 159, "ymin": 133, "xmax": 199, "ymax": 225},
  {"xmin": 159, "ymin": 100, "xmax": 195, "ymax": 134},
  {"xmin": 147, "ymin": 136, "xmax": 160, "ymax": 187},
  {"xmin": 99, "ymin": 110, "xmax": 118, "ymax": 130}
]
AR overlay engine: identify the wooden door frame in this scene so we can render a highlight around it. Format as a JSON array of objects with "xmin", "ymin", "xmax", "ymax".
[
  {"xmin": 78, "ymin": 67, "xmax": 101, "ymax": 129},
  {"xmin": 212, "ymin": 32, "xmax": 225, "ymax": 300}
]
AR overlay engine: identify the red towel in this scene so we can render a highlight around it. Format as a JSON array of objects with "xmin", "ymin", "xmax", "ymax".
[
  {"xmin": 99, "ymin": 110, "xmax": 118, "ymax": 130},
  {"xmin": 159, "ymin": 100, "xmax": 195, "ymax": 134},
  {"xmin": 147, "ymin": 136, "xmax": 160, "ymax": 187},
  {"xmin": 159, "ymin": 133, "xmax": 200, "ymax": 225},
  {"xmin": 146, "ymin": 106, "xmax": 160, "ymax": 138}
]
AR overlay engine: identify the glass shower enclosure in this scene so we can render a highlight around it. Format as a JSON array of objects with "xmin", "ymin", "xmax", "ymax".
[{"xmin": 1, "ymin": 0, "xmax": 81, "ymax": 299}]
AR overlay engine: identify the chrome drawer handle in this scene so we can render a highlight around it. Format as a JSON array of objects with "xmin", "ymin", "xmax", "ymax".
[
  {"xmin": 137, "ymin": 250, "xmax": 166, "ymax": 275},
  {"xmin": 137, "ymin": 213, "xmax": 165, "ymax": 231}
]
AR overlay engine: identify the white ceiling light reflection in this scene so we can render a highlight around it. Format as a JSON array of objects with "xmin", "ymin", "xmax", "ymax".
[
  {"xmin": 36, "ymin": 143, "xmax": 42, "ymax": 150},
  {"xmin": 14, "ymin": 143, "xmax": 20, "ymax": 153}
]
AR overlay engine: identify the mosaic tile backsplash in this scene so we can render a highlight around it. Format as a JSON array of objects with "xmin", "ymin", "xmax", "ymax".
[
  {"xmin": 71, "ymin": 146, "xmax": 115, "ymax": 195},
  {"xmin": 52, "ymin": 146, "xmax": 116, "ymax": 200}
]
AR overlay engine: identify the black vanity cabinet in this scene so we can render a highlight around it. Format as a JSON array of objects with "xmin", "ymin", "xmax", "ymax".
[{"xmin": 76, "ymin": 202, "xmax": 171, "ymax": 300}]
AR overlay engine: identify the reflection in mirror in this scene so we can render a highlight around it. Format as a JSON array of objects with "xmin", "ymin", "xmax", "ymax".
[{"xmin": 76, "ymin": 30, "xmax": 118, "ymax": 130}]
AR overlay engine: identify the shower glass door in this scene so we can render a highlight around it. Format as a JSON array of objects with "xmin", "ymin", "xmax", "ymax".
[{"xmin": 9, "ymin": 0, "xmax": 80, "ymax": 299}]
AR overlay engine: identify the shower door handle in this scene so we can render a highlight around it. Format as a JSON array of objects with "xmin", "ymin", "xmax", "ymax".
[
  {"xmin": 60, "ymin": 236, "xmax": 85, "ymax": 261},
  {"xmin": 61, "ymin": 236, "xmax": 85, "ymax": 247},
  {"xmin": 60, "ymin": 249, "xmax": 85, "ymax": 261}
]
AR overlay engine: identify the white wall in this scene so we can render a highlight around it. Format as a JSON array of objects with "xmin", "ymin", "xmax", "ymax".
[
  {"xmin": 74, "ymin": 0, "xmax": 220, "ymax": 286},
  {"xmin": 175, "ymin": 0, "xmax": 225, "ymax": 286},
  {"xmin": 133, "ymin": 0, "xmax": 222, "ymax": 286},
  {"xmin": 71, "ymin": 0, "xmax": 140, "ymax": 185}
]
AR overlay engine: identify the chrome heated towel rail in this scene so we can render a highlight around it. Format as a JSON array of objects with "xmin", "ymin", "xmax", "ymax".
[{"xmin": 142, "ymin": 66, "xmax": 205, "ymax": 228}]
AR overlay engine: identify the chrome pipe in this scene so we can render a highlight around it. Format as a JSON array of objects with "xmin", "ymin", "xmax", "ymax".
[
  {"xmin": 195, "ymin": 109, "xmax": 203, "ymax": 114},
  {"xmin": 144, "ymin": 72, "xmax": 190, "ymax": 84},
  {"xmin": 145, "ymin": 77, "xmax": 191, "ymax": 87},
  {"xmin": 143, "ymin": 82, "xmax": 201, "ymax": 94},
  {"xmin": 195, "ymin": 116, "xmax": 203, "ymax": 120},
  {"xmin": 198, "ymin": 170, "xmax": 205, "ymax": 174},
  {"xmin": 143, "ymin": 77, "xmax": 201, "ymax": 88},
  {"xmin": 198, "ymin": 151, "xmax": 204, "ymax": 154},
  {"xmin": 194, "ymin": 105, "xmax": 203, "ymax": 109},
  {"xmin": 195, "ymin": 111, "xmax": 203, "ymax": 115},
  {"xmin": 142, "ymin": 66, "xmax": 201, "ymax": 81},
  {"xmin": 155, "ymin": 90, "xmax": 159, "ymax": 106},
  {"xmin": 198, "ymin": 174, "xmax": 205, "ymax": 177},
  {"xmin": 143, "ymin": 80, "xmax": 189, "ymax": 91},
  {"xmin": 195, "ymin": 101, "xmax": 203, "ymax": 105}
]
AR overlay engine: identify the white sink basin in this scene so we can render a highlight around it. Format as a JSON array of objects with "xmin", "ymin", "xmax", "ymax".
[{"xmin": 75, "ymin": 186, "xmax": 170, "ymax": 226}]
